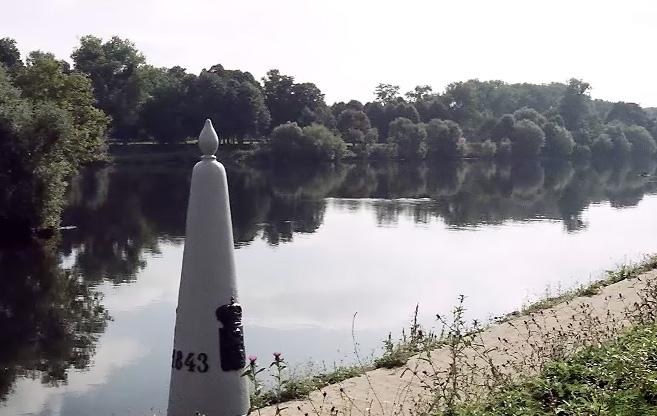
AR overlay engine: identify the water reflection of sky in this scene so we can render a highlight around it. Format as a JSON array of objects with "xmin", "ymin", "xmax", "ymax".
[{"xmin": 3, "ymin": 196, "xmax": 657, "ymax": 416}]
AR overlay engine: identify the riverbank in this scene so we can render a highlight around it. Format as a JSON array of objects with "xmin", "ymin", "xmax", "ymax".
[{"xmin": 251, "ymin": 257, "xmax": 657, "ymax": 416}]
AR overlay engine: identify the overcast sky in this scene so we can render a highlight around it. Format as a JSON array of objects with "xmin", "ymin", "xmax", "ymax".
[{"xmin": 3, "ymin": 0, "xmax": 657, "ymax": 106}]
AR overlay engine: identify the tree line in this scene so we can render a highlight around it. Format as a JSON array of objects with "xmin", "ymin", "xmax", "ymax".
[
  {"xmin": 2, "ymin": 35, "xmax": 657, "ymax": 235},
  {"xmin": 3, "ymin": 35, "xmax": 657, "ymax": 162}
]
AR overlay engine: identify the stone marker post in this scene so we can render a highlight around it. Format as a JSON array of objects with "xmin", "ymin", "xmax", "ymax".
[{"xmin": 168, "ymin": 119, "xmax": 249, "ymax": 416}]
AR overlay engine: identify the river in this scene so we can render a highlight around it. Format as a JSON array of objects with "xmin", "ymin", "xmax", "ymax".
[{"xmin": 2, "ymin": 158, "xmax": 657, "ymax": 415}]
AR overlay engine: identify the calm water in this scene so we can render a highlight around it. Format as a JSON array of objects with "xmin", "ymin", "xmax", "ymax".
[{"xmin": 2, "ymin": 158, "xmax": 657, "ymax": 415}]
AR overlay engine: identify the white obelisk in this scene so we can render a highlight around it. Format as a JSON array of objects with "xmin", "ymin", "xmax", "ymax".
[{"xmin": 168, "ymin": 119, "xmax": 249, "ymax": 416}]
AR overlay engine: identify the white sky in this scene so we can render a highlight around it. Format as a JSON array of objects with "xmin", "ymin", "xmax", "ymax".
[{"xmin": 3, "ymin": 0, "xmax": 657, "ymax": 106}]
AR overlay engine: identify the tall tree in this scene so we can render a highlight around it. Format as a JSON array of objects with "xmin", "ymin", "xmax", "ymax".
[
  {"xmin": 0, "ymin": 37, "xmax": 23, "ymax": 72},
  {"xmin": 262, "ymin": 69, "xmax": 331, "ymax": 129},
  {"xmin": 374, "ymin": 83, "xmax": 400, "ymax": 104},
  {"xmin": 405, "ymin": 85, "xmax": 432, "ymax": 102},
  {"xmin": 559, "ymin": 78, "xmax": 592, "ymax": 131},
  {"xmin": 72, "ymin": 35, "xmax": 146, "ymax": 141}
]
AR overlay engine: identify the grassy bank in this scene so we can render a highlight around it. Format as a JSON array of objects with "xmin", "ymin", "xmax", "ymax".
[
  {"xmin": 245, "ymin": 255, "xmax": 657, "ymax": 412},
  {"xmin": 456, "ymin": 323, "xmax": 657, "ymax": 415}
]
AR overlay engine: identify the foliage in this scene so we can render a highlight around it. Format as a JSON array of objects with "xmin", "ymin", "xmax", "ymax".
[
  {"xmin": 543, "ymin": 121, "xmax": 575, "ymax": 158},
  {"xmin": 512, "ymin": 107, "xmax": 546, "ymax": 127},
  {"xmin": 387, "ymin": 117, "xmax": 427, "ymax": 160},
  {"xmin": 491, "ymin": 114, "xmax": 515, "ymax": 142},
  {"xmin": 511, "ymin": 119, "xmax": 545, "ymax": 158},
  {"xmin": 336, "ymin": 109, "xmax": 377, "ymax": 155},
  {"xmin": 425, "ymin": 119, "xmax": 464, "ymax": 159},
  {"xmin": 262, "ymin": 69, "xmax": 332, "ymax": 129},
  {"xmin": 559, "ymin": 78, "xmax": 592, "ymax": 131},
  {"xmin": 624, "ymin": 124, "xmax": 657, "ymax": 157},
  {"xmin": 457, "ymin": 324, "xmax": 657, "ymax": 416},
  {"xmin": 0, "ymin": 65, "xmax": 108, "ymax": 231},
  {"xmin": 269, "ymin": 122, "xmax": 346, "ymax": 162},
  {"xmin": 374, "ymin": 83, "xmax": 400, "ymax": 104},
  {"xmin": 0, "ymin": 37, "xmax": 23, "ymax": 72},
  {"xmin": 72, "ymin": 35, "xmax": 145, "ymax": 141}
]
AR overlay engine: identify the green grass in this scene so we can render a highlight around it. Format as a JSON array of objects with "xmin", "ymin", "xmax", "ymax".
[
  {"xmin": 519, "ymin": 254, "xmax": 657, "ymax": 316},
  {"xmin": 454, "ymin": 323, "xmax": 657, "ymax": 416},
  {"xmin": 249, "ymin": 364, "xmax": 369, "ymax": 409}
]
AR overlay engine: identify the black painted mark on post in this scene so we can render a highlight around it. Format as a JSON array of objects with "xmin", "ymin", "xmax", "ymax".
[{"xmin": 216, "ymin": 297, "xmax": 246, "ymax": 371}]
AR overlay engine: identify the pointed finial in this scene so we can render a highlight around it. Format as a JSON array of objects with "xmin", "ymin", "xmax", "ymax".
[{"xmin": 199, "ymin": 119, "xmax": 219, "ymax": 159}]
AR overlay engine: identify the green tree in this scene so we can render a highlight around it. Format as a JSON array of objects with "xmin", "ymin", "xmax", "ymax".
[
  {"xmin": 336, "ymin": 109, "xmax": 377, "ymax": 155},
  {"xmin": 262, "ymin": 69, "xmax": 331, "ymax": 129},
  {"xmin": 605, "ymin": 123, "xmax": 632, "ymax": 158},
  {"xmin": 559, "ymin": 78, "xmax": 592, "ymax": 131},
  {"xmin": 405, "ymin": 85, "xmax": 432, "ymax": 102},
  {"xmin": 624, "ymin": 124, "xmax": 656, "ymax": 157},
  {"xmin": 387, "ymin": 117, "xmax": 427, "ymax": 160},
  {"xmin": 606, "ymin": 102, "xmax": 650, "ymax": 128},
  {"xmin": 416, "ymin": 98, "xmax": 449, "ymax": 123},
  {"xmin": 543, "ymin": 122, "xmax": 575, "ymax": 158},
  {"xmin": 0, "ymin": 37, "xmax": 23, "ymax": 72},
  {"xmin": 0, "ymin": 57, "xmax": 108, "ymax": 233},
  {"xmin": 425, "ymin": 119, "xmax": 463, "ymax": 159},
  {"xmin": 374, "ymin": 83, "xmax": 400, "ymax": 104},
  {"xmin": 491, "ymin": 114, "xmax": 515, "ymax": 142},
  {"xmin": 138, "ymin": 66, "xmax": 197, "ymax": 142},
  {"xmin": 190, "ymin": 68, "xmax": 270, "ymax": 143},
  {"xmin": 511, "ymin": 119, "xmax": 545, "ymax": 158},
  {"xmin": 269, "ymin": 122, "xmax": 346, "ymax": 162},
  {"xmin": 513, "ymin": 107, "xmax": 547, "ymax": 127},
  {"xmin": 72, "ymin": 35, "xmax": 146, "ymax": 141},
  {"xmin": 14, "ymin": 51, "xmax": 109, "ymax": 164}
]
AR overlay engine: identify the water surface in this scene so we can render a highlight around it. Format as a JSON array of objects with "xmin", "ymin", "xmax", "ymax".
[{"xmin": 2, "ymin": 159, "xmax": 657, "ymax": 415}]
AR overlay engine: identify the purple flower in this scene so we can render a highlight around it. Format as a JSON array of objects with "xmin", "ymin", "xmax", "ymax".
[
  {"xmin": 273, "ymin": 352, "xmax": 282, "ymax": 361},
  {"xmin": 248, "ymin": 355, "xmax": 257, "ymax": 364}
]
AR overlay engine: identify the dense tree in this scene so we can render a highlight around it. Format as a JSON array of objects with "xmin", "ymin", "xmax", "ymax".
[
  {"xmin": 559, "ymin": 78, "xmax": 592, "ymax": 131},
  {"xmin": 425, "ymin": 119, "xmax": 463, "ymax": 159},
  {"xmin": 374, "ymin": 83, "xmax": 400, "ymax": 104},
  {"xmin": 13, "ymin": 52, "xmax": 109, "ymax": 164},
  {"xmin": 336, "ymin": 109, "xmax": 377, "ymax": 155},
  {"xmin": 72, "ymin": 35, "xmax": 146, "ymax": 141},
  {"xmin": 511, "ymin": 119, "xmax": 545, "ymax": 158},
  {"xmin": 190, "ymin": 68, "xmax": 270, "ymax": 143},
  {"xmin": 0, "ymin": 37, "xmax": 23, "ymax": 72},
  {"xmin": 605, "ymin": 124, "xmax": 632, "ymax": 158},
  {"xmin": 416, "ymin": 97, "xmax": 449, "ymax": 123},
  {"xmin": 491, "ymin": 114, "xmax": 515, "ymax": 142},
  {"xmin": 138, "ymin": 66, "xmax": 196, "ymax": 142},
  {"xmin": 269, "ymin": 122, "xmax": 345, "ymax": 162},
  {"xmin": 387, "ymin": 117, "xmax": 427, "ymax": 160},
  {"xmin": 606, "ymin": 102, "xmax": 651, "ymax": 128},
  {"xmin": 405, "ymin": 85, "xmax": 432, "ymax": 102},
  {"xmin": 513, "ymin": 107, "xmax": 547, "ymax": 127},
  {"xmin": 0, "ymin": 66, "xmax": 108, "ymax": 232},
  {"xmin": 624, "ymin": 124, "xmax": 657, "ymax": 157},
  {"xmin": 543, "ymin": 122, "xmax": 575, "ymax": 158},
  {"xmin": 262, "ymin": 69, "xmax": 331, "ymax": 129}
]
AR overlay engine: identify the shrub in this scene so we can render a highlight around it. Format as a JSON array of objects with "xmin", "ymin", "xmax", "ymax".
[
  {"xmin": 425, "ymin": 118, "xmax": 463, "ymax": 159},
  {"xmin": 511, "ymin": 119, "xmax": 545, "ymax": 158},
  {"xmin": 543, "ymin": 122, "xmax": 575, "ymax": 158},
  {"xmin": 387, "ymin": 117, "xmax": 427, "ymax": 160},
  {"xmin": 624, "ymin": 124, "xmax": 657, "ymax": 157},
  {"xmin": 269, "ymin": 122, "xmax": 346, "ymax": 162},
  {"xmin": 512, "ymin": 107, "xmax": 546, "ymax": 127}
]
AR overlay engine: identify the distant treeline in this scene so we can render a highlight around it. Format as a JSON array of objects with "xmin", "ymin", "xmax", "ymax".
[
  {"xmin": 2, "ymin": 35, "xmax": 657, "ymax": 234},
  {"xmin": 3, "ymin": 35, "xmax": 657, "ymax": 163}
]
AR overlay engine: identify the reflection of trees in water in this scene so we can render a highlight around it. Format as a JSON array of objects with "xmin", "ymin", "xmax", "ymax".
[
  {"xmin": 0, "ymin": 239, "xmax": 108, "ymax": 401},
  {"xmin": 60, "ymin": 158, "xmax": 657, "ymax": 287}
]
